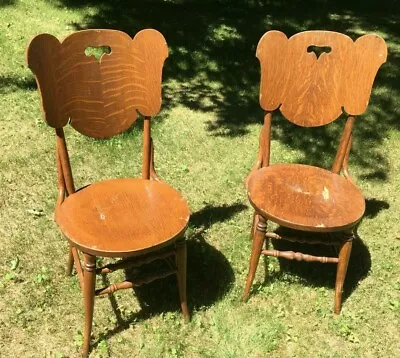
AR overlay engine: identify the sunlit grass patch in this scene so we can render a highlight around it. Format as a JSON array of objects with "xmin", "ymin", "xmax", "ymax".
[{"xmin": 1, "ymin": 0, "xmax": 399, "ymax": 357}]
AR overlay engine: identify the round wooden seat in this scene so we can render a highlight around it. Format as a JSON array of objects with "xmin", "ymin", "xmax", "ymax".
[
  {"xmin": 55, "ymin": 178, "xmax": 190, "ymax": 257},
  {"xmin": 247, "ymin": 164, "xmax": 365, "ymax": 232}
]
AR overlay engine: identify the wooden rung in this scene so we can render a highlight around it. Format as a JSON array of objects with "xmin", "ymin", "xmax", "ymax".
[
  {"xmin": 262, "ymin": 249, "xmax": 338, "ymax": 263},
  {"xmin": 97, "ymin": 250, "xmax": 175, "ymax": 274},
  {"xmin": 95, "ymin": 269, "xmax": 177, "ymax": 296},
  {"xmin": 265, "ymin": 232, "xmax": 282, "ymax": 240},
  {"xmin": 265, "ymin": 232, "xmax": 342, "ymax": 245},
  {"xmin": 164, "ymin": 256, "xmax": 176, "ymax": 269}
]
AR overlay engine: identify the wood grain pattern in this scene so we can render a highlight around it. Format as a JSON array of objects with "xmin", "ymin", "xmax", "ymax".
[
  {"xmin": 244, "ymin": 30, "xmax": 386, "ymax": 314},
  {"xmin": 27, "ymin": 29, "xmax": 189, "ymax": 355},
  {"xmin": 247, "ymin": 164, "xmax": 365, "ymax": 232},
  {"xmin": 55, "ymin": 178, "xmax": 190, "ymax": 257},
  {"xmin": 335, "ymin": 236, "xmax": 353, "ymax": 314},
  {"xmin": 26, "ymin": 29, "xmax": 168, "ymax": 138},
  {"xmin": 257, "ymin": 31, "xmax": 387, "ymax": 126}
]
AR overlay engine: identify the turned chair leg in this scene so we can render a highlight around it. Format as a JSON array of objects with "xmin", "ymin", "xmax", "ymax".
[
  {"xmin": 334, "ymin": 233, "xmax": 353, "ymax": 314},
  {"xmin": 243, "ymin": 215, "xmax": 267, "ymax": 301},
  {"xmin": 249, "ymin": 211, "xmax": 259, "ymax": 241},
  {"xmin": 66, "ymin": 244, "xmax": 74, "ymax": 276},
  {"xmin": 176, "ymin": 239, "xmax": 189, "ymax": 321},
  {"xmin": 82, "ymin": 253, "xmax": 96, "ymax": 357}
]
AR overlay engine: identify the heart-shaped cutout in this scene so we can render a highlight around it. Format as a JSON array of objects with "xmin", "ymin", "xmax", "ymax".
[
  {"xmin": 84, "ymin": 46, "xmax": 112, "ymax": 62},
  {"xmin": 307, "ymin": 45, "xmax": 332, "ymax": 59}
]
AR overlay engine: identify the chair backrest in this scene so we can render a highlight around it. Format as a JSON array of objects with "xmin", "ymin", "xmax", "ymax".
[
  {"xmin": 26, "ymin": 29, "xmax": 168, "ymax": 196},
  {"xmin": 26, "ymin": 29, "xmax": 168, "ymax": 138},
  {"xmin": 255, "ymin": 30, "xmax": 387, "ymax": 171},
  {"xmin": 257, "ymin": 30, "xmax": 387, "ymax": 127}
]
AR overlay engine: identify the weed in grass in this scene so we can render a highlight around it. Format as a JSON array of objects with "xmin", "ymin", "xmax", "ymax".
[{"xmin": 75, "ymin": 330, "xmax": 84, "ymax": 350}]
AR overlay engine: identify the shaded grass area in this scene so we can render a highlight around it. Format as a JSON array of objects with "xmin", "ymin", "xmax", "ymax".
[
  {"xmin": 56, "ymin": 0, "xmax": 400, "ymax": 173},
  {"xmin": 0, "ymin": 0, "xmax": 399, "ymax": 357}
]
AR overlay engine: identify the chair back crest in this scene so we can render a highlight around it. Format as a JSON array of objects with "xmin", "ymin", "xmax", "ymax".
[
  {"xmin": 26, "ymin": 29, "xmax": 168, "ymax": 138},
  {"xmin": 257, "ymin": 30, "xmax": 387, "ymax": 126}
]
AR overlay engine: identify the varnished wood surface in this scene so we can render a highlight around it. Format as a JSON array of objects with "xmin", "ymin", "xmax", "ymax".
[
  {"xmin": 27, "ymin": 29, "xmax": 189, "ymax": 355},
  {"xmin": 331, "ymin": 116, "xmax": 355, "ymax": 174},
  {"xmin": 247, "ymin": 164, "xmax": 365, "ymax": 232},
  {"xmin": 262, "ymin": 249, "xmax": 339, "ymax": 263},
  {"xmin": 55, "ymin": 178, "xmax": 190, "ymax": 257},
  {"xmin": 26, "ymin": 29, "xmax": 168, "ymax": 138},
  {"xmin": 257, "ymin": 31, "xmax": 387, "ymax": 126},
  {"xmin": 244, "ymin": 30, "xmax": 386, "ymax": 313},
  {"xmin": 82, "ymin": 254, "xmax": 96, "ymax": 357}
]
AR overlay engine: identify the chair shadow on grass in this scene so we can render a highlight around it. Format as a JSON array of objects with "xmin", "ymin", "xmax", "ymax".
[
  {"xmin": 0, "ymin": 0, "xmax": 16, "ymax": 7},
  {"xmin": 251, "ymin": 197, "xmax": 389, "ymax": 307},
  {"xmin": 55, "ymin": 0, "xmax": 400, "ymax": 179},
  {"xmin": 0, "ymin": 75, "xmax": 37, "ymax": 94},
  {"xmin": 92, "ymin": 202, "xmax": 245, "ymax": 348}
]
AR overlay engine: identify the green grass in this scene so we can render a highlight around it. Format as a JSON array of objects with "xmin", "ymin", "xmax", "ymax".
[{"xmin": 1, "ymin": 0, "xmax": 400, "ymax": 357}]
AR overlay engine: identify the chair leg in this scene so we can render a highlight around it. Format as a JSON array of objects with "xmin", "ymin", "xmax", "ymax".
[
  {"xmin": 66, "ymin": 244, "xmax": 74, "ymax": 276},
  {"xmin": 334, "ymin": 234, "xmax": 353, "ymax": 314},
  {"xmin": 249, "ymin": 211, "xmax": 259, "ymax": 241},
  {"xmin": 176, "ymin": 239, "xmax": 190, "ymax": 322},
  {"xmin": 243, "ymin": 215, "xmax": 267, "ymax": 302},
  {"xmin": 82, "ymin": 253, "xmax": 96, "ymax": 357},
  {"xmin": 263, "ymin": 234, "xmax": 270, "ymax": 281}
]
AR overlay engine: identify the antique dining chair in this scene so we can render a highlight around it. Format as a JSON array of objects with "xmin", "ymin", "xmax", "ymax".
[
  {"xmin": 243, "ymin": 30, "xmax": 387, "ymax": 313},
  {"xmin": 26, "ymin": 29, "xmax": 190, "ymax": 356}
]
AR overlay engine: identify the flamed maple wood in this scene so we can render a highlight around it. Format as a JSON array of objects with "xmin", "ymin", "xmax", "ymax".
[
  {"xmin": 257, "ymin": 30, "xmax": 387, "ymax": 126},
  {"xmin": 27, "ymin": 29, "xmax": 168, "ymax": 138},
  {"xmin": 56, "ymin": 178, "xmax": 190, "ymax": 257},
  {"xmin": 26, "ymin": 29, "xmax": 189, "ymax": 357},
  {"xmin": 243, "ymin": 30, "xmax": 387, "ymax": 315},
  {"xmin": 247, "ymin": 164, "xmax": 365, "ymax": 232}
]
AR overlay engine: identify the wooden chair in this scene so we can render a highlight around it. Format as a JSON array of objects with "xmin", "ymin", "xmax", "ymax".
[
  {"xmin": 26, "ymin": 29, "xmax": 190, "ymax": 356},
  {"xmin": 243, "ymin": 30, "xmax": 387, "ymax": 313}
]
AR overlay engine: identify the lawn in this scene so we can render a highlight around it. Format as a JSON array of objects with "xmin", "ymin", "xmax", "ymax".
[{"xmin": 0, "ymin": 0, "xmax": 399, "ymax": 357}]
